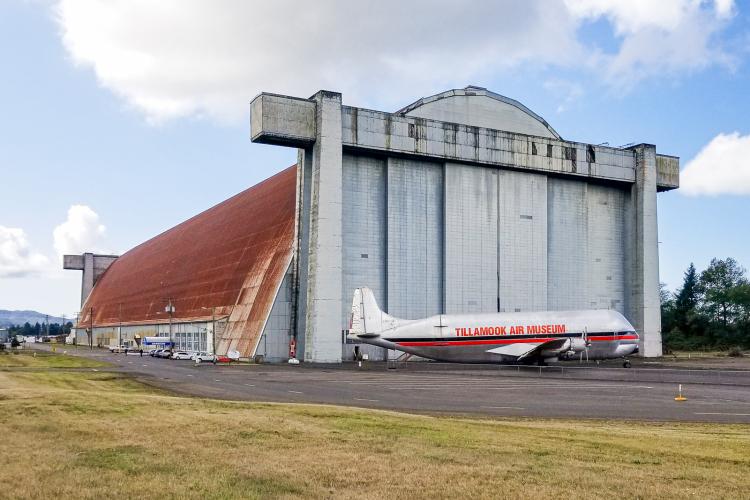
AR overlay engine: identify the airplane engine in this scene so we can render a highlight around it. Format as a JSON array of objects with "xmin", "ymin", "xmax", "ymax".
[{"xmin": 568, "ymin": 338, "xmax": 588, "ymax": 353}]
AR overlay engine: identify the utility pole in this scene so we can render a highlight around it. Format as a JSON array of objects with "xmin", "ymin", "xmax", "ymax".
[
  {"xmin": 45, "ymin": 314, "xmax": 49, "ymax": 338},
  {"xmin": 118, "ymin": 303, "xmax": 123, "ymax": 350},
  {"xmin": 211, "ymin": 306, "xmax": 216, "ymax": 364},
  {"xmin": 89, "ymin": 307, "xmax": 94, "ymax": 350}
]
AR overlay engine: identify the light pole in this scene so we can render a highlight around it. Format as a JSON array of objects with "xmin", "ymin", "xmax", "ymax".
[
  {"xmin": 89, "ymin": 307, "xmax": 94, "ymax": 350},
  {"xmin": 202, "ymin": 306, "xmax": 217, "ymax": 364},
  {"xmin": 165, "ymin": 299, "xmax": 175, "ymax": 350},
  {"xmin": 74, "ymin": 312, "xmax": 80, "ymax": 346}
]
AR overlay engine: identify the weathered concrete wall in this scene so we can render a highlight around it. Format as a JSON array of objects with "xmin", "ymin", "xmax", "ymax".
[
  {"xmin": 656, "ymin": 154, "xmax": 680, "ymax": 191},
  {"xmin": 342, "ymin": 154, "xmax": 387, "ymax": 361},
  {"xmin": 629, "ymin": 144, "xmax": 662, "ymax": 356},
  {"xmin": 387, "ymin": 158, "xmax": 444, "ymax": 320},
  {"xmin": 587, "ymin": 185, "xmax": 626, "ymax": 312},
  {"xmin": 257, "ymin": 266, "xmax": 293, "ymax": 362},
  {"xmin": 497, "ymin": 169, "xmax": 548, "ymax": 313},
  {"xmin": 303, "ymin": 91, "xmax": 344, "ymax": 363},
  {"xmin": 547, "ymin": 178, "xmax": 589, "ymax": 311},
  {"xmin": 251, "ymin": 93, "xmax": 316, "ymax": 146},
  {"xmin": 444, "ymin": 163, "xmax": 498, "ymax": 314},
  {"xmin": 63, "ymin": 253, "xmax": 118, "ymax": 306}
]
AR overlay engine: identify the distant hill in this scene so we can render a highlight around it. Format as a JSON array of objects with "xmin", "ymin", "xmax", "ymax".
[{"xmin": 0, "ymin": 310, "xmax": 69, "ymax": 328}]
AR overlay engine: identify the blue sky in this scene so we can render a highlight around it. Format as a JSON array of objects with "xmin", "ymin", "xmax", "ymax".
[{"xmin": 1, "ymin": 0, "xmax": 749, "ymax": 317}]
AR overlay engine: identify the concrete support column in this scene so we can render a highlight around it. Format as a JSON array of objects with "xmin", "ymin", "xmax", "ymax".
[
  {"xmin": 294, "ymin": 148, "xmax": 313, "ymax": 359},
  {"xmin": 63, "ymin": 252, "xmax": 118, "ymax": 307},
  {"xmin": 303, "ymin": 91, "xmax": 343, "ymax": 363},
  {"xmin": 629, "ymin": 144, "xmax": 662, "ymax": 357}
]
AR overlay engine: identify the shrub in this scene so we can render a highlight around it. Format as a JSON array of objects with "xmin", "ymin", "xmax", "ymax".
[{"xmin": 727, "ymin": 346, "xmax": 744, "ymax": 358}]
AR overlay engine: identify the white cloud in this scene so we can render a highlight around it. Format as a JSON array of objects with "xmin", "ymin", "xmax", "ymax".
[
  {"xmin": 681, "ymin": 132, "xmax": 750, "ymax": 196},
  {"xmin": 544, "ymin": 79, "xmax": 584, "ymax": 113},
  {"xmin": 0, "ymin": 226, "xmax": 50, "ymax": 278},
  {"xmin": 54, "ymin": 0, "xmax": 738, "ymax": 123},
  {"xmin": 53, "ymin": 205, "xmax": 108, "ymax": 258},
  {"xmin": 565, "ymin": 0, "xmax": 736, "ymax": 87}
]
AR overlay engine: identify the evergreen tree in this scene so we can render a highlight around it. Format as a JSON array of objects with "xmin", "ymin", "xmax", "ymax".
[
  {"xmin": 672, "ymin": 263, "xmax": 701, "ymax": 336},
  {"xmin": 674, "ymin": 263, "xmax": 699, "ymax": 313}
]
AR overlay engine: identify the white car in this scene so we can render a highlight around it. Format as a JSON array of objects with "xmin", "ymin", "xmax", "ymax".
[
  {"xmin": 192, "ymin": 352, "xmax": 216, "ymax": 363},
  {"xmin": 171, "ymin": 351, "xmax": 192, "ymax": 360},
  {"xmin": 108, "ymin": 345, "xmax": 128, "ymax": 353}
]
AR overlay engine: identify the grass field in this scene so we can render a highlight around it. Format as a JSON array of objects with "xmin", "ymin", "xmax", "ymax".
[
  {"xmin": 0, "ymin": 354, "xmax": 749, "ymax": 499},
  {"xmin": 0, "ymin": 350, "xmax": 109, "ymax": 369}
]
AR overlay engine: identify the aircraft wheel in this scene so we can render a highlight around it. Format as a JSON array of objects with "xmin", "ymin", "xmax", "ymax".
[{"xmin": 623, "ymin": 360, "xmax": 631, "ymax": 368}]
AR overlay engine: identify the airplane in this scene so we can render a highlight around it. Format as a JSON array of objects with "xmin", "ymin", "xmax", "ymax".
[{"xmin": 346, "ymin": 287, "xmax": 639, "ymax": 368}]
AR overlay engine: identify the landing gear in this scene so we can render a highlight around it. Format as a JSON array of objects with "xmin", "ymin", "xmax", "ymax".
[{"xmin": 623, "ymin": 359, "xmax": 631, "ymax": 368}]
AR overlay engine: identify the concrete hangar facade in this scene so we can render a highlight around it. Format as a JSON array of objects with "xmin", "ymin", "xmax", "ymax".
[{"xmin": 67, "ymin": 86, "xmax": 679, "ymax": 363}]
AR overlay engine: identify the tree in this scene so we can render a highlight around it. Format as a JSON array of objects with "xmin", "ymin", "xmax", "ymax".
[
  {"xmin": 671, "ymin": 263, "xmax": 705, "ymax": 338},
  {"xmin": 698, "ymin": 258, "xmax": 748, "ymax": 328},
  {"xmin": 659, "ymin": 282, "xmax": 676, "ymax": 334},
  {"xmin": 674, "ymin": 263, "xmax": 699, "ymax": 314},
  {"xmin": 729, "ymin": 283, "xmax": 750, "ymax": 343}
]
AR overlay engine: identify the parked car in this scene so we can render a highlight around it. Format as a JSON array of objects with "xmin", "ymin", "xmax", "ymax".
[
  {"xmin": 192, "ymin": 352, "xmax": 216, "ymax": 363},
  {"xmin": 157, "ymin": 349, "xmax": 173, "ymax": 358},
  {"xmin": 147, "ymin": 349, "xmax": 160, "ymax": 357},
  {"xmin": 108, "ymin": 345, "xmax": 128, "ymax": 353},
  {"xmin": 171, "ymin": 351, "xmax": 192, "ymax": 360}
]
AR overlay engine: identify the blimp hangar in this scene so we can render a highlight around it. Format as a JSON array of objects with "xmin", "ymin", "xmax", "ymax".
[
  {"xmin": 67, "ymin": 86, "xmax": 679, "ymax": 363},
  {"xmin": 252, "ymin": 86, "xmax": 678, "ymax": 362}
]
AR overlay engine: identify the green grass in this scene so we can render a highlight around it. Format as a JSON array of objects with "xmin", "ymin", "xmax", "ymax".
[
  {"xmin": 0, "ymin": 350, "xmax": 109, "ymax": 369},
  {"xmin": 0, "ymin": 367, "xmax": 748, "ymax": 499}
]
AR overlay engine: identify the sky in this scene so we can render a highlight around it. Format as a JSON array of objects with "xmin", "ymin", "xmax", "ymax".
[{"xmin": 1, "ymin": 0, "xmax": 749, "ymax": 318}]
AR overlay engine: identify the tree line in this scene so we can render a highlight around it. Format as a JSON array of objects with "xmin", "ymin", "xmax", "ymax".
[
  {"xmin": 7, "ymin": 322, "xmax": 73, "ymax": 337},
  {"xmin": 661, "ymin": 258, "xmax": 750, "ymax": 350}
]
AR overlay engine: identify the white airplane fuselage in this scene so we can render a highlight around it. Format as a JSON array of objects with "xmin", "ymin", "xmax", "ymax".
[{"xmin": 347, "ymin": 287, "xmax": 639, "ymax": 364}]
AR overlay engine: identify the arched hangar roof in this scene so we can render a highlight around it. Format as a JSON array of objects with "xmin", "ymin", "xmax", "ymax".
[
  {"xmin": 397, "ymin": 85, "xmax": 561, "ymax": 140},
  {"xmin": 79, "ymin": 165, "xmax": 297, "ymax": 357}
]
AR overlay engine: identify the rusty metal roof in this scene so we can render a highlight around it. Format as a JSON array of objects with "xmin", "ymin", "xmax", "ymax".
[{"xmin": 79, "ymin": 165, "xmax": 296, "ymax": 357}]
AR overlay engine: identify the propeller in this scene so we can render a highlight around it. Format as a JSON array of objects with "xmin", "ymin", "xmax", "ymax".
[{"xmin": 579, "ymin": 327, "xmax": 590, "ymax": 363}]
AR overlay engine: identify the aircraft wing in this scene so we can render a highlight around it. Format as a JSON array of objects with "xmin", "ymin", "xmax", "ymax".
[{"xmin": 486, "ymin": 338, "xmax": 571, "ymax": 361}]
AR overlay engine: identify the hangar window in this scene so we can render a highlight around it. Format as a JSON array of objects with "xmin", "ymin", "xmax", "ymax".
[
  {"xmin": 547, "ymin": 144, "xmax": 553, "ymax": 157},
  {"xmin": 531, "ymin": 142, "xmax": 537, "ymax": 155},
  {"xmin": 587, "ymin": 145, "xmax": 596, "ymax": 163},
  {"xmin": 360, "ymin": 253, "xmax": 368, "ymax": 259},
  {"xmin": 564, "ymin": 146, "xmax": 577, "ymax": 162}
]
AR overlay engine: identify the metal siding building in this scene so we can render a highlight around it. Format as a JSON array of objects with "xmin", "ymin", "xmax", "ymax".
[
  {"xmin": 70, "ymin": 166, "xmax": 297, "ymax": 361},
  {"xmin": 68, "ymin": 86, "xmax": 679, "ymax": 363}
]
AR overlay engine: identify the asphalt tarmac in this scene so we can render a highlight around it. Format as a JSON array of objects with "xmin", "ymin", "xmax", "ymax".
[{"xmin": 35, "ymin": 345, "xmax": 750, "ymax": 423}]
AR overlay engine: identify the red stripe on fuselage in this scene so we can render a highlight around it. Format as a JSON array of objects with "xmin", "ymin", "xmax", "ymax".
[{"xmin": 395, "ymin": 335, "xmax": 637, "ymax": 347}]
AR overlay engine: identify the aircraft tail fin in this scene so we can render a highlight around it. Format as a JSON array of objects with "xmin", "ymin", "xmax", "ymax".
[{"xmin": 349, "ymin": 287, "xmax": 397, "ymax": 337}]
